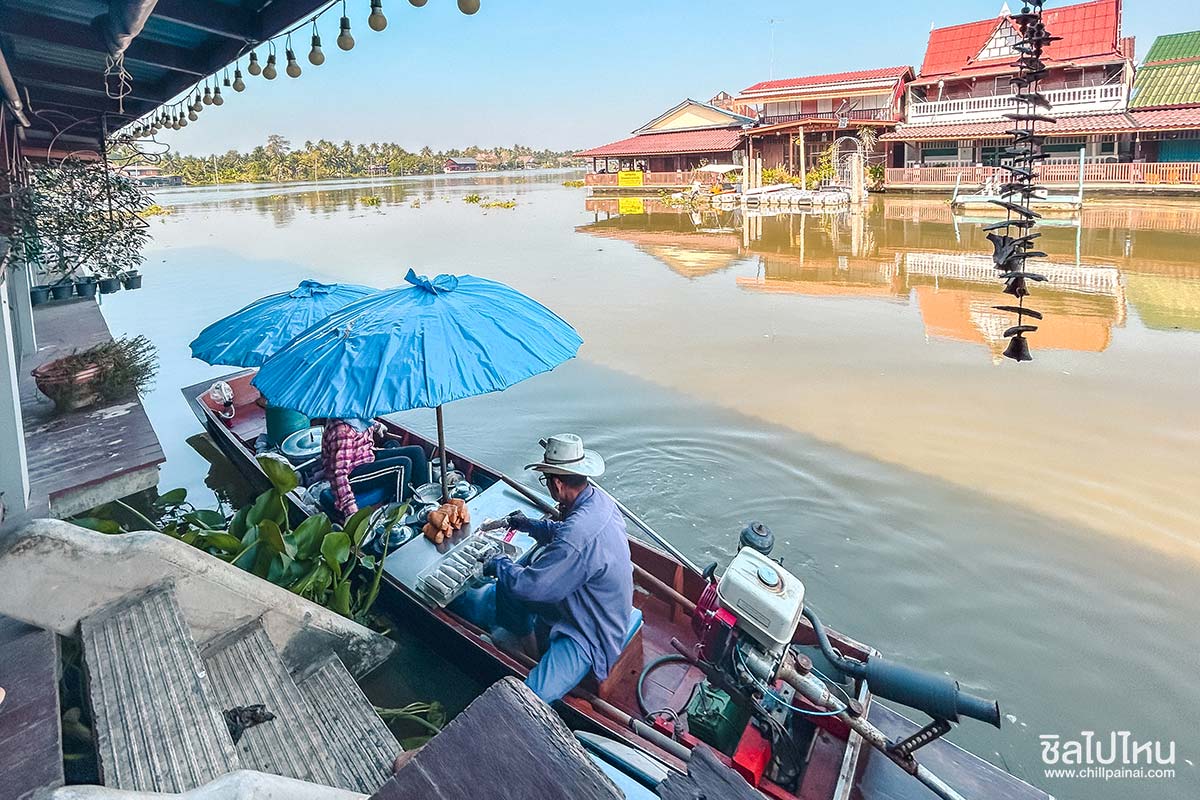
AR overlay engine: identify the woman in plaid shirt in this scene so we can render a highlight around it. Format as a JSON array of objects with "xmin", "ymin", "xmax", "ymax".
[{"xmin": 320, "ymin": 418, "xmax": 428, "ymax": 520}]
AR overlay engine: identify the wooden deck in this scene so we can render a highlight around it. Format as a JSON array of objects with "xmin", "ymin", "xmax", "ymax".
[
  {"xmin": 0, "ymin": 614, "xmax": 64, "ymax": 799},
  {"xmin": 8, "ymin": 298, "xmax": 164, "ymax": 527}
]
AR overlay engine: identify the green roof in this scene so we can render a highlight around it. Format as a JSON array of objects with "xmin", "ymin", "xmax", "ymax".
[
  {"xmin": 1143, "ymin": 30, "xmax": 1200, "ymax": 64},
  {"xmin": 1130, "ymin": 61, "xmax": 1200, "ymax": 109}
]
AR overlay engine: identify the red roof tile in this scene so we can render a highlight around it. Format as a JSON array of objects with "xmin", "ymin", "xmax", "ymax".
[
  {"xmin": 919, "ymin": 0, "xmax": 1123, "ymax": 80},
  {"xmin": 879, "ymin": 113, "xmax": 1136, "ymax": 140},
  {"xmin": 739, "ymin": 66, "xmax": 912, "ymax": 96},
  {"xmin": 1130, "ymin": 108, "xmax": 1200, "ymax": 130},
  {"xmin": 576, "ymin": 128, "xmax": 744, "ymax": 158}
]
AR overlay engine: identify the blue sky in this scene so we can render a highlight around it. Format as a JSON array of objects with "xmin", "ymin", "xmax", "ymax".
[{"xmin": 164, "ymin": 0, "xmax": 1200, "ymax": 155}]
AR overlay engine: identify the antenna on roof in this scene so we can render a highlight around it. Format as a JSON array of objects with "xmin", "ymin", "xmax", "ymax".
[{"xmin": 768, "ymin": 18, "xmax": 785, "ymax": 79}]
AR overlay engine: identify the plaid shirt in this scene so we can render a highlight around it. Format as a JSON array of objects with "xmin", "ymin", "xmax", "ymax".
[{"xmin": 321, "ymin": 420, "xmax": 379, "ymax": 517}]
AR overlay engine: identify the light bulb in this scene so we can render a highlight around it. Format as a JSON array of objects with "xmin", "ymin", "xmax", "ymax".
[
  {"xmin": 213, "ymin": 86, "xmax": 224, "ymax": 105},
  {"xmin": 262, "ymin": 54, "xmax": 277, "ymax": 80},
  {"xmin": 337, "ymin": 16, "xmax": 354, "ymax": 50},
  {"xmin": 247, "ymin": 52, "xmax": 261, "ymax": 75},
  {"xmin": 202, "ymin": 86, "xmax": 212, "ymax": 104},
  {"xmin": 233, "ymin": 69, "xmax": 246, "ymax": 92},
  {"xmin": 409, "ymin": 0, "xmax": 427, "ymax": 6},
  {"xmin": 309, "ymin": 33, "xmax": 325, "ymax": 65},
  {"xmin": 286, "ymin": 49, "xmax": 301, "ymax": 78},
  {"xmin": 369, "ymin": 0, "xmax": 388, "ymax": 31},
  {"xmin": 179, "ymin": 115, "xmax": 188, "ymax": 127},
  {"xmin": 188, "ymin": 108, "xmax": 198, "ymax": 121},
  {"xmin": 458, "ymin": 0, "xmax": 480, "ymax": 14}
]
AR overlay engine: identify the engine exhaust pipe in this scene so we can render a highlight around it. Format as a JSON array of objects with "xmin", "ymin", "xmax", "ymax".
[{"xmin": 864, "ymin": 658, "xmax": 1001, "ymax": 728}]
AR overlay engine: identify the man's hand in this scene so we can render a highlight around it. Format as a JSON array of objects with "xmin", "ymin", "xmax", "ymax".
[
  {"xmin": 505, "ymin": 511, "xmax": 533, "ymax": 532},
  {"xmin": 482, "ymin": 554, "xmax": 509, "ymax": 579}
]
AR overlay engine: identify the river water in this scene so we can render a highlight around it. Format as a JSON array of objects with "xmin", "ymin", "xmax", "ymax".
[{"xmin": 98, "ymin": 171, "xmax": 1199, "ymax": 798}]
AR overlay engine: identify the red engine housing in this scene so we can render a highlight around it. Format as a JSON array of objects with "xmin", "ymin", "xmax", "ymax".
[{"xmin": 692, "ymin": 580, "xmax": 737, "ymax": 661}]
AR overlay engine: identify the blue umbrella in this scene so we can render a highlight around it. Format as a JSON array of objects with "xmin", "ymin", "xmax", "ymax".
[
  {"xmin": 189, "ymin": 280, "xmax": 376, "ymax": 367},
  {"xmin": 253, "ymin": 269, "xmax": 583, "ymax": 498}
]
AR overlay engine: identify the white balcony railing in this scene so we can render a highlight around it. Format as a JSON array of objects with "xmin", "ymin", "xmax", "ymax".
[{"xmin": 907, "ymin": 84, "xmax": 1127, "ymax": 125}]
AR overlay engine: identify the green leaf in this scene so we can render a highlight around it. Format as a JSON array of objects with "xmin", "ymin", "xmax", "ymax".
[
  {"xmin": 359, "ymin": 555, "xmax": 376, "ymax": 571},
  {"xmin": 198, "ymin": 532, "xmax": 244, "ymax": 552},
  {"xmin": 71, "ymin": 517, "xmax": 122, "ymax": 534},
  {"xmin": 332, "ymin": 581, "xmax": 352, "ymax": 616},
  {"xmin": 232, "ymin": 541, "xmax": 260, "ymax": 571},
  {"xmin": 252, "ymin": 538, "xmax": 275, "ymax": 578},
  {"xmin": 247, "ymin": 489, "xmax": 285, "ymax": 527},
  {"xmin": 184, "ymin": 509, "xmax": 227, "ymax": 529},
  {"xmin": 241, "ymin": 524, "xmax": 260, "ymax": 547},
  {"xmin": 257, "ymin": 455, "xmax": 299, "ymax": 494},
  {"xmin": 228, "ymin": 506, "xmax": 250, "ymax": 540},
  {"xmin": 321, "ymin": 531, "xmax": 351, "ymax": 580},
  {"xmin": 293, "ymin": 514, "xmax": 333, "ymax": 559},
  {"xmin": 343, "ymin": 507, "xmax": 375, "ymax": 549},
  {"xmin": 267, "ymin": 552, "xmax": 294, "ymax": 583},
  {"xmin": 258, "ymin": 519, "xmax": 286, "ymax": 554},
  {"xmin": 155, "ymin": 487, "xmax": 187, "ymax": 507}
]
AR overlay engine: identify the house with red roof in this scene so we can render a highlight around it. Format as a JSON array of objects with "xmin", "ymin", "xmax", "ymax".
[
  {"xmin": 734, "ymin": 66, "xmax": 915, "ymax": 173},
  {"xmin": 883, "ymin": 0, "xmax": 1136, "ymax": 168},
  {"xmin": 576, "ymin": 97, "xmax": 754, "ymax": 186}
]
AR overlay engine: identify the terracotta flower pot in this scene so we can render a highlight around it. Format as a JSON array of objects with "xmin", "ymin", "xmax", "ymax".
[{"xmin": 31, "ymin": 361, "xmax": 103, "ymax": 412}]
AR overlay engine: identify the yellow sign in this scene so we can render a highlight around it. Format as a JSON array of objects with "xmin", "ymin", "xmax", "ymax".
[
  {"xmin": 617, "ymin": 170, "xmax": 644, "ymax": 187},
  {"xmin": 618, "ymin": 197, "xmax": 645, "ymax": 215}
]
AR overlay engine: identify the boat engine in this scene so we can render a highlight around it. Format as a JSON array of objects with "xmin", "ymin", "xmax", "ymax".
[{"xmin": 682, "ymin": 531, "xmax": 1002, "ymax": 795}]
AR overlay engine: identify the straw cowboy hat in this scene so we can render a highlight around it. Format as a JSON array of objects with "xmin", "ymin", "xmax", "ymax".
[{"xmin": 525, "ymin": 433, "xmax": 605, "ymax": 478}]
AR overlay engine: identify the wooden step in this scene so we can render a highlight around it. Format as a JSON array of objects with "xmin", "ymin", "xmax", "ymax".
[
  {"xmin": 79, "ymin": 584, "xmax": 238, "ymax": 792},
  {"xmin": 200, "ymin": 620, "xmax": 342, "ymax": 788},
  {"xmin": 297, "ymin": 653, "xmax": 402, "ymax": 793},
  {"xmin": 0, "ymin": 615, "xmax": 64, "ymax": 800}
]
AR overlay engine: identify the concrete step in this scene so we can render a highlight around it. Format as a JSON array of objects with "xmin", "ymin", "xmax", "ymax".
[
  {"xmin": 79, "ymin": 583, "xmax": 238, "ymax": 792},
  {"xmin": 200, "ymin": 620, "xmax": 342, "ymax": 789},
  {"xmin": 296, "ymin": 654, "xmax": 402, "ymax": 794}
]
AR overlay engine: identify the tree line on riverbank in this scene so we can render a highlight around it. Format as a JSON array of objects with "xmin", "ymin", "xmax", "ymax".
[{"xmin": 150, "ymin": 135, "xmax": 581, "ymax": 185}]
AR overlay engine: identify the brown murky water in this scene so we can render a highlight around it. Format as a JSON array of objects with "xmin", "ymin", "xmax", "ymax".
[{"xmin": 101, "ymin": 173, "xmax": 1200, "ymax": 798}]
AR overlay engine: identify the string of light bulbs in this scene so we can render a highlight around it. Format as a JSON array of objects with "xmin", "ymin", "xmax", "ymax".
[{"xmin": 118, "ymin": 0, "xmax": 482, "ymax": 141}]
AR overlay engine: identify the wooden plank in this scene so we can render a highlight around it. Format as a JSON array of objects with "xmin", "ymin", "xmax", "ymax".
[
  {"xmin": 17, "ymin": 299, "xmax": 165, "ymax": 520},
  {"xmin": 657, "ymin": 746, "xmax": 761, "ymax": 800},
  {"xmin": 373, "ymin": 678, "xmax": 623, "ymax": 800},
  {"xmin": 0, "ymin": 615, "xmax": 64, "ymax": 800}
]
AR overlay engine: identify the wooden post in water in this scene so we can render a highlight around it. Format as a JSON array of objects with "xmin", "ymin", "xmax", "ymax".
[{"xmin": 799, "ymin": 130, "xmax": 807, "ymax": 190}]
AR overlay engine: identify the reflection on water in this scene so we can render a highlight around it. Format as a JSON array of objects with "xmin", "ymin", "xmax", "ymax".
[
  {"xmin": 579, "ymin": 196, "xmax": 1200, "ymax": 358},
  {"xmin": 101, "ymin": 177, "xmax": 1200, "ymax": 800}
]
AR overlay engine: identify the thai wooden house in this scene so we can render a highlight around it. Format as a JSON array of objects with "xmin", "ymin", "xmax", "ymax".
[
  {"xmin": 577, "ymin": 98, "xmax": 753, "ymax": 188},
  {"xmin": 882, "ymin": 0, "xmax": 1136, "ymax": 172},
  {"xmin": 443, "ymin": 157, "xmax": 479, "ymax": 172},
  {"xmin": 1126, "ymin": 30, "xmax": 1200, "ymax": 162},
  {"xmin": 733, "ymin": 67, "xmax": 915, "ymax": 174}
]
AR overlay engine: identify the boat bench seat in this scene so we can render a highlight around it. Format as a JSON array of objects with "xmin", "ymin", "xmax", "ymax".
[{"xmin": 582, "ymin": 607, "xmax": 644, "ymax": 703}]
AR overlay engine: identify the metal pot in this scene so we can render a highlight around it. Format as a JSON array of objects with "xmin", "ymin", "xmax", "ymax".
[{"xmin": 413, "ymin": 482, "xmax": 444, "ymax": 506}]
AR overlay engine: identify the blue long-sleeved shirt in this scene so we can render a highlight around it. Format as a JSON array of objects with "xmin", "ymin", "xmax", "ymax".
[{"xmin": 492, "ymin": 485, "xmax": 634, "ymax": 680}]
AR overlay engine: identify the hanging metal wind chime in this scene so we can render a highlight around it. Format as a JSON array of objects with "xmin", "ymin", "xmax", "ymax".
[{"xmin": 986, "ymin": 0, "xmax": 1060, "ymax": 362}]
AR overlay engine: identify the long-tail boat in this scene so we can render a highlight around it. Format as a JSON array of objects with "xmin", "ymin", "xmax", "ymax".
[{"xmin": 185, "ymin": 370, "xmax": 1050, "ymax": 800}]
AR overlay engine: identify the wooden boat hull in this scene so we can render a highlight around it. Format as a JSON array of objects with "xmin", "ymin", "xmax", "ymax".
[{"xmin": 182, "ymin": 370, "xmax": 1051, "ymax": 800}]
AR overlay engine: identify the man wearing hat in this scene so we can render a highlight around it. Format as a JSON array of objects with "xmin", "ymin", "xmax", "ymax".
[{"xmin": 480, "ymin": 434, "xmax": 634, "ymax": 703}]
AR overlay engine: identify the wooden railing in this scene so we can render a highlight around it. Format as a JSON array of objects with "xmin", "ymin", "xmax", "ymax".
[
  {"xmin": 584, "ymin": 171, "xmax": 720, "ymax": 188},
  {"xmin": 885, "ymin": 161, "xmax": 1200, "ymax": 187},
  {"xmin": 760, "ymin": 108, "xmax": 895, "ymax": 125},
  {"xmin": 908, "ymin": 84, "xmax": 1126, "ymax": 124}
]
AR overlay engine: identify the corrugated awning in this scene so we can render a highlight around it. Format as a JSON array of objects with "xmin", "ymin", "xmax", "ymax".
[{"xmin": 879, "ymin": 113, "xmax": 1138, "ymax": 141}]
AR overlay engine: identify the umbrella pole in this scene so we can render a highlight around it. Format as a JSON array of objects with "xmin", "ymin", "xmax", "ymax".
[{"xmin": 436, "ymin": 405, "xmax": 449, "ymax": 503}]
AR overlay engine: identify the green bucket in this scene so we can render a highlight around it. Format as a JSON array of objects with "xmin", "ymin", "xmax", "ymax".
[{"xmin": 264, "ymin": 405, "xmax": 310, "ymax": 448}]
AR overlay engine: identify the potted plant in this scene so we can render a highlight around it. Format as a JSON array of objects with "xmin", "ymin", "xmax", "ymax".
[
  {"xmin": 29, "ymin": 285, "xmax": 51, "ymax": 306},
  {"xmin": 32, "ymin": 335, "xmax": 158, "ymax": 413},
  {"xmin": 49, "ymin": 279, "xmax": 74, "ymax": 301},
  {"xmin": 9, "ymin": 159, "xmax": 151, "ymax": 296},
  {"xmin": 75, "ymin": 275, "xmax": 98, "ymax": 298},
  {"xmin": 120, "ymin": 270, "xmax": 142, "ymax": 290}
]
